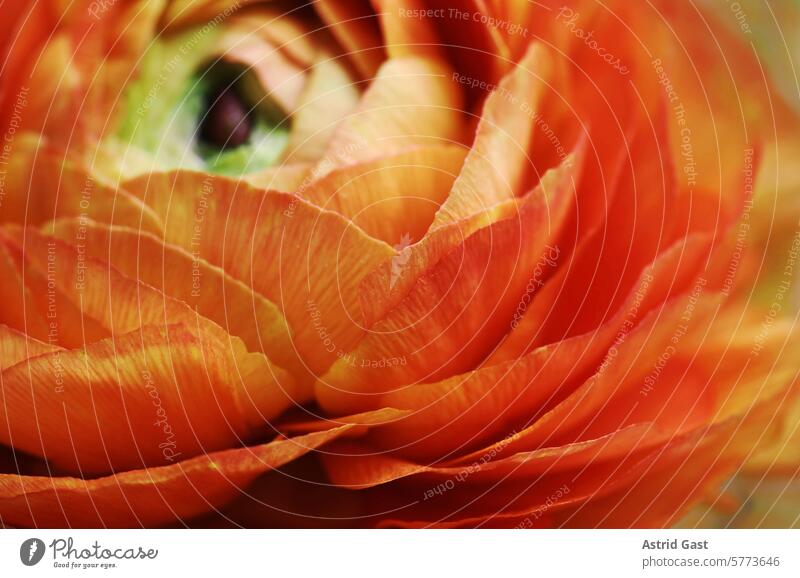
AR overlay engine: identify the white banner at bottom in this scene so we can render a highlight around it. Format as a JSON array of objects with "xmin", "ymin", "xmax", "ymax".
[{"xmin": 0, "ymin": 529, "xmax": 798, "ymax": 577}]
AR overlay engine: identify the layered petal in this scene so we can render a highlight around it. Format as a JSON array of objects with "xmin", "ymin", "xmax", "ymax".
[
  {"xmin": 0, "ymin": 322, "xmax": 297, "ymax": 475},
  {"xmin": 43, "ymin": 219, "xmax": 308, "ymax": 391},
  {"xmin": 124, "ymin": 171, "xmax": 395, "ymax": 377},
  {"xmin": 301, "ymin": 145, "xmax": 467, "ymax": 245},
  {"xmin": 317, "ymin": 146, "xmax": 580, "ymax": 415},
  {"xmin": 0, "ymin": 136, "xmax": 163, "ymax": 234},
  {"xmin": 431, "ymin": 43, "xmax": 552, "ymax": 228},
  {"xmin": 313, "ymin": 0, "xmax": 385, "ymax": 79},
  {"xmin": 0, "ymin": 426, "xmax": 352, "ymax": 528}
]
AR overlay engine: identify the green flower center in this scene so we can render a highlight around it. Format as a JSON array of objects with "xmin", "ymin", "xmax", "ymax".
[{"xmin": 116, "ymin": 29, "xmax": 290, "ymax": 177}]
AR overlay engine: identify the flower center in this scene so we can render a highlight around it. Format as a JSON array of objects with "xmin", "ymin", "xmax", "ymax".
[{"xmin": 199, "ymin": 86, "xmax": 252, "ymax": 150}]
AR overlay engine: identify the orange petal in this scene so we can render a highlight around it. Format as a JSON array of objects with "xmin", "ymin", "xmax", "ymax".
[
  {"xmin": 356, "ymin": 147, "xmax": 581, "ymax": 332},
  {"xmin": 0, "ymin": 229, "xmax": 303, "ymax": 474},
  {"xmin": 1, "ymin": 227, "xmax": 258, "ymax": 351},
  {"xmin": 497, "ymin": 106, "xmax": 682, "ymax": 351},
  {"xmin": 313, "ymin": 0, "xmax": 385, "ymax": 79},
  {"xmin": 357, "ymin": 235, "xmax": 713, "ymax": 460},
  {"xmin": 642, "ymin": 0, "xmax": 777, "ymax": 225},
  {"xmin": 242, "ymin": 163, "xmax": 313, "ymax": 193},
  {"xmin": 0, "ymin": 325, "xmax": 60, "ymax": 369},
  {"xmin": 488, "ymin": 228, "xmax": 713, "ymax": 364},
  {"xmin": 372, "ymin": 400, "xmax": 784, "ymax": 528},
  {"xmin": 7, "ymin": 1, "xmax": 163, "ymax": 143},
  {"xmin": 301, "ymin": 145, "xmax": 467, "ymax": 245},
  {"xmin": 322, "ymin": 423, "xmax": 660, "ymax": 489},
  {"xmin": 0, "ymin": 240, "xmax": 50, "ymax": 342},
  {"xmin": 158, "ymin": 0, "xmax": 261, "ymax": 31},
  {"xmin": 276, "ymin": 407, "xmax": 411, "ymax": 436},
  {"xmin": 316, "ymin": 149, "xmax": 578, "ymax": 415},
  {"xmin": 369, "ymin": 443, "xmax": 656, "ymax": 527},
  {"xmin": 554, "ymin": 405, "xmax": 785, "ymax": 528},
  {"xmin": 0, "ymin": 137, "xmax": 163, "ymax": 235},
  {"xmin": 430, "ymin": 43, "xmax": 551, "ymax": 228},
  {"xmin": 477, "ymin": 0, "xmax": 547, "ymax": 62},
  {"xmin": 0, "ymin": 426, "xmax": 353, "ymax": 528},
  {"xmin": 124, "ymin": 171, "xmax": 395, "ymax": 377},
  {"xmin": 478, "ymin": 298, "xmax": 795, "ymax": 460},
  {"xmin": 0, "ymin": 323, "xmax": 295, "ymax": 474},
  {"xmin": 372, "ymin": 0, "xmax": 446, "ymax": 61},
  {"xmin": 43, "ymin": 218, "xmax": 311, "ymax": 393},
  {"xmin": 417, "ymin": 0, "xmax": 512, "ymax": 102},
  {"xmin": 229, "ymin": 11, "xmax": 321, "ymax": 67},
  {"xmin": 357, "ymin": 196, "xmax": 521, "ymax": 329},
  {"xmin": 0, "ymin": 2, "xmax": 52, "ymax": 138}
]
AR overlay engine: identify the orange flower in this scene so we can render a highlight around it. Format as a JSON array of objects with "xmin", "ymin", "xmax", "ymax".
[{"xmin": 0, "ymin": 0, "xmax": 798, "ymax": 528}]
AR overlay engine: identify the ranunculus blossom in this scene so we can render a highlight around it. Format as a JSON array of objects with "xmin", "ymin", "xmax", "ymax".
[{"xmin": 0, "ymin": 0, "xmax": 798, "ymax": 528}]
